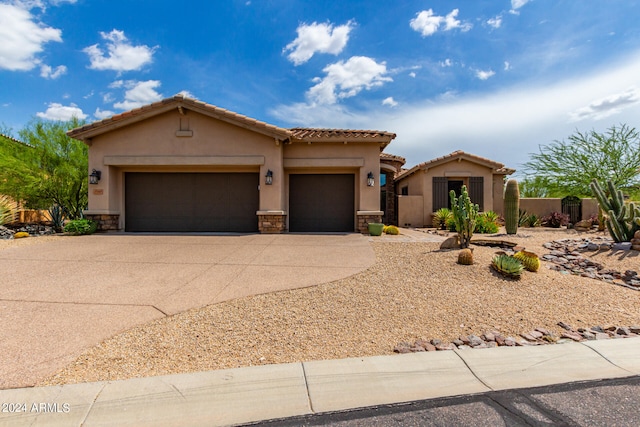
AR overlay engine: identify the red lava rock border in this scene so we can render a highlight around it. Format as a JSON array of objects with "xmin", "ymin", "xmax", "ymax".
[{"xmin": 394, "ymin": 322, "xmax": 640, "ymax": 354}]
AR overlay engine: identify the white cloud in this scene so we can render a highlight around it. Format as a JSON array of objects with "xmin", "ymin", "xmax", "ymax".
[
  {"xmin": 410, "ymin": 9, "xmax": 471, "ymax": 37},
  {"xmin": 409, "ymin": 72, "xmax": 416, "ymax": 78},
  {"xmin": 113, "ymin": 80, "xmax": 163, "ymax": 110},
  {"xmin": 487, "ymin": 16, "xmax": 502, "ymax": 29},
  {"xmin": 570, "ymin": 87, "xmax": 640, "ymax": 122},
  {"xmin": 284, "ymin": 21, "xmax": 354, "ymax": 65},
  {"xmin": 307, "ymin": 56, "xmax": 392, "ymax": 105},
  {"xmin": 510, "ymin": 0, "xmax": 530, "ymax": 14},
  {"xmin": 36, "ymin": 102, "xmax": 87, "ymax": 120},
  {"xmin": 84, "ymin": 29, "xmax": 156, "ymax": 72},
  {"xmin": 0, "ymin": 3, "xmax": 62, "ymax": 71},
  {"xmin": 176, "ymin": 90, "xmax": 196, "ymax": 99},
  {"xmin": 94, "ymin": 108, "xmax": 115, "ymax": 120},
  {"xmin": 504, "ymin": 61, "xmax": 511, "ymax": 71},
  {"xmin": 475, "ymin": 69, "xmax": 495, "ymax": 80},
  {"xmin": 40, "ymin": 64, "xmax": 66, "ymax": 79},
  {"xmin": 440, "ymin": 58, "xmax": 453, "ymax": 67},
  {"xmin": 382, "ymin": 97, "xmax": 398, "ymax": 107}
]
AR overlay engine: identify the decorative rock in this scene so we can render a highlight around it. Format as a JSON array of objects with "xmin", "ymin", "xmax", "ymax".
[
  {"xmin": 561, "ymin": 331, "xmax": 583, "ymax": 342},
  {"xmin": 394, "ymin": 343, "xmax": 411, "ymax": 353},
  {"xmin": 431, "ymin": 338, "xmax": 442, "ymax": 346},
  {"xmin": 594, "ymin": 333, "xmax": 610, "ymax": 340},
  {"xmin": 457, "ymin": 345, "xmax": 472, "ymax": 350},
  {"xmin": 557, "ymin": 321, "xmax": 573, "ymax": 331},
  {"xmin": 616, "ymin": 327, "xmax": 631, "ymax": 336},
  {"xmin": 581, "ymin": 331, "xmax": 596, "ymax": 340},
  {"xmin": 440, "ymin": 236, "xmax": 460, "ymax": 250},
  {"xmin": 630, "ymin": 326, "xmax": 640, "ymax": 334},
  {"xmin": 504, "ymin": 337, "xmax": 517, "ymax": 346},
  {"xmin": 435, "ymin": 343, "xmax": 455, "ymax": 351}
]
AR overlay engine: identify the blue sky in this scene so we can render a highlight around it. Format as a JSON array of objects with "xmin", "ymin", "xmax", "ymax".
[{"xmin": 1, "ymin": 0, "xmax": 640, "ymax": 174}]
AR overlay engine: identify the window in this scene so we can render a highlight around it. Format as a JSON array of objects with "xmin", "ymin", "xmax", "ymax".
[{"xmin": 401, "ymin": 186, "xmax": 408, "ymax": 195}]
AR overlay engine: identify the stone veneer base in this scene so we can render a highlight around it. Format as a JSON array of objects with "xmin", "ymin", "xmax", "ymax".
[
  {"xmin": 357, "ymin": 212, "xmax": 383, "ymax": 234},
  {"xmin": 85, "ymin": 214, "xmax": 120, "ymax": 231},
  {"xmin": 258, "ymin": 213, "xmax": 287, "ymax": 233}
]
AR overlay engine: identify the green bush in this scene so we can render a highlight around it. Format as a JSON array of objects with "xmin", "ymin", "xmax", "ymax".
[
  {"xmin": 64, "ymin": 219, "xmax": 97, "ymax": 235},
  {"xmin": 474, "ymin": 214, "xmax": 499, "ymax": 234}
]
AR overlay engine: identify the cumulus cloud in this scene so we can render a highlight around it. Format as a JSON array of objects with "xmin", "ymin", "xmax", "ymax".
[
  {"xmin": 94, "ymin": 108, "xmax": 114, "ymax": 120},
  {"xmin": 0, "ymin": 3, "xmax": 62, "ymax": 71},
  {"xmin": 307, "ymin": 56, "xmax": 392, "ymax": 105},
  {"xmin": 475, "ymin": 69, "xmax": 495, "ymax": 80},
  {"xmin": 569, "ymin": 87, "xmax": 640, "ymax": 122},
  {"xmin": 409, "ymin": 72, "xmax": 416, "ymax": 78},
  {"xmin": 40, "ymin": 64, "xmax": 66, "ymax": 79},
  {"xmin": 36, "ymin": 102, "xmax": 87, "ymax": 120},
  {"xmin": 440, "ymin": 58, "xmax": 453, "ymax": 67},
  {"xmin": 113, "ymin": 80, "xmax": 163, "ymax": 110},
  {"xmin": 284, "ymin": 20, "xmax": 354, "ymax": 65},
  {"xmin": 84, "ymin": 30, "xmax": 156, "ymax": 72},
  {"xmin": 487, "ymin": 16, "xmax": 502, "ymax": 29},
  {"xmin": 504, "ymin": 61, "xmax": 511, "ymax": 71},
  {"xmin": 382, "ymin": 97, "xmax": 398, "ymax": 107},
  {"xmin": 176, "ymin": 90, "xmax": 196, "ymax": 99},
  {"xmin": 510, "ymin": 0, "xmax": 530, "ymax": 14},
  {"xmin": 410, "ymin": 9, "xmax": 471, "ymax": 37}
]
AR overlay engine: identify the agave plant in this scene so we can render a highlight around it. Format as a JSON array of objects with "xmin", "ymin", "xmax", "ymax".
[
  {"xmin": 433, "ymin": 208, "xmax": 452, "ymax": 230},
  {"xmin": 491, "ymin": 254, "xmax": 524, "ymax": 279},
  {"xmin": 48, "ymin": 204, "xmax": 66, "ymax": 233}
]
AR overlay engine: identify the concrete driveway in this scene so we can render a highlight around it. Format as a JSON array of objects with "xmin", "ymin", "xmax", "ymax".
[{"xmin": 0, "ymin": 233, "xmax": 375, "ymax": 389}]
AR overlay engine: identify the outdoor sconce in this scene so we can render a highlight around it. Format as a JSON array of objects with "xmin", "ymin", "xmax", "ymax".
[
  {"xmin": 265, "ymin": 169, "xmax": 273, "ymax": 185},
  {"xmin": 367, "ymin": 171, "xmax": 375, "ymax": 187},
  {"xmin": 89, "ymin": 169, "xmax": 102, "ymax": 185}
]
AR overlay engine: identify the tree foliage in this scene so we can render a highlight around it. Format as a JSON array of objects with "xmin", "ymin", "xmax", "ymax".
[
  {"xmin": 523, "ymin": 124, "xmax": 640, "ymax": 197},
  {"xmin": 0, "ymin": 118, "xmax": 87, "ymax": 219}
]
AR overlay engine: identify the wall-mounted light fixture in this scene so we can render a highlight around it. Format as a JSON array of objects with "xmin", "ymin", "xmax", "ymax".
[
  {"xmin": 265, "ymin": 169, "xmax": 273, "ymax": 185},
  {"xmin": 367, "ymin": 171, "xmax": 375, "ymax": 187},
  {"xmin": 89, "ymin": 169, "xmax": 102, "ymax": 185}
]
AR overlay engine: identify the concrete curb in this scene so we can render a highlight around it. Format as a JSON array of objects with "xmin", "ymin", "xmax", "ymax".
[{"xmin": 1, "ymin": 339, "xmax": 639, "ymax": 427}]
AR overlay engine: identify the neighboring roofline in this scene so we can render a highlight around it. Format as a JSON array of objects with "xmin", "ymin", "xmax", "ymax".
[
  {"xmin": 395, "ymin": 150, "xmax": 515, "ymax": 181},
  {"xmin": 0, "ymin": 133, "xmax": 31, "ymax": 148},
  {"xmin": 67, "ymin": 95, "xmax": 293, "ymax": 143},
  {"xmin": 380, "ymin": 152, "xmax": 406, "ymax": 165}
]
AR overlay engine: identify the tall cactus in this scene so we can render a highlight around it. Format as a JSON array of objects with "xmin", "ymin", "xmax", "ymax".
[
  {"xmin": 450, "ymin": 185, "xmax": 479, "ymax": 249},
  {"xmin": 590, "ymin": 179, "xmax": 640, "ymax": 242},
  {"xmin": 504, "ymin": 179, "xmax": 520, "ymax": 235}
]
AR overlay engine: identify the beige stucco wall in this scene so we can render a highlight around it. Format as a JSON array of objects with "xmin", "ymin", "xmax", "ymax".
[
  {"xmin": 398, "ymin": 195, "xmax": 424, "ymax": 227},
  {"xmin": 520, "ymin": 198, "xmax": 599, "ymax": 221}
]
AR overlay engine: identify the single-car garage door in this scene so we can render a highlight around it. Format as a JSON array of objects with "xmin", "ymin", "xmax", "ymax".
[
  {"xmin": 125, "ymin": 172, "xmax": 259, "ymax": 232},
  {"xmin": 289, "ymin": 174, "xmax": 354, "ymax": 232}
]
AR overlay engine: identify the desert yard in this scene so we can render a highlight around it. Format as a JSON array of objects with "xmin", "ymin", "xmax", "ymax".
[{"xmin": 14, "ymin": 227, "xmax": 634, "ymax": 387}]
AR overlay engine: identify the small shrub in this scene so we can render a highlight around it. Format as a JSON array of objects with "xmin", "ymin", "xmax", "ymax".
[
  {"xmin": 523, "ymin": 213, "xmax": 542, "ymax": 227},
  {"xmin": 0, "ymin": 195, "xmax": 18, "ymax": 226},
  {"xmin": 64, "ymin": 219, "xmax": 97, "ymax": 235},
  {"xmin": 542, "ymin": 212, "xmax": 570, "ymax": 228},
  {"xmin": 384, "ymin": 225, "xmax": 400, "ymax": 235},
  {"xmin": 446, "ymin": 216, "xmax": 457, "ymax": 232},
  {"xmin": 474, "ymin": 213, "xmax": 499, "ymax": 234},
  {"xmin": 518, "ymin": 209, "xmax": 529, "ymax": 227},
  {"xmin": 14, "ymin": 231, "xmax": 29, "ymax": 239},
  {"xmin": 433, "ymin": 208, "xmax": 452, "ymax": 230}
]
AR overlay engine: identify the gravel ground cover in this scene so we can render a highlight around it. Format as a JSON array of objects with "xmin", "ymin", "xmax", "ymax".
[{"xmin": 36, "ymin": 227, "xmax": 640, "ymax": 387}]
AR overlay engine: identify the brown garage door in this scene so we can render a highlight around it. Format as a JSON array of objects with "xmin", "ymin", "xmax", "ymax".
[
  {"xmin": 289, "ymin": 174, "xmax": 354, "ymax": 232},
  {"xmin": 125, "ymin": 172, "xmax": 259, "ymax": 232}
]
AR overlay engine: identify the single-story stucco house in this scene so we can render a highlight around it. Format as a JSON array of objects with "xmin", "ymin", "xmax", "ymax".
[
  {"xmin": 67, "ymin": 95, "xmax": 396, "ymax": 233},
  {"xmin": 387, "ymin": 150, "xmax": 515, "ymax": 228}
]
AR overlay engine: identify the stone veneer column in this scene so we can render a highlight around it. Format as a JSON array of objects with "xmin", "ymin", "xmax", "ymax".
[
  {"xmin": 84, "ymin": 214, "xmax": 120, "ymax": 231},
  {"xmin": 356, "ymin": 211, "xmax": 383, "ymax": 234},
  {"xmin": 257, "ymin": 211, "xmax": 287, "ymax": 233},
  {"xmin": 385, "ymin": 171, "xmax": 397, "ymax": 225}
]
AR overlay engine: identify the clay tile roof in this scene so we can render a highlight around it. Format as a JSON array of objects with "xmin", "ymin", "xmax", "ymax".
[
  {"xmin": 396, "ymin": 150, "xmax": 515, "ymax": 180},
  {"xmin": 289, "ymin": 127, "xmax": 396, "ymax": 140},
  {"xmin": 380, "ymin": 152, "xmax": 406, "ymax": 163}
]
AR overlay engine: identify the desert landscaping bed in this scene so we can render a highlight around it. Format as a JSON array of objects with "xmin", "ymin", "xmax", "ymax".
[{"xmin": 36, "ymin": 228, "xmax": 640, "ymax": 387}]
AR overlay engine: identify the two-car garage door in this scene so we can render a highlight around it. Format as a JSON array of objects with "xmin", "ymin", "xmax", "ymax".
[{"xmin": 125, "ymin": 172, "xmax": 259, "ymax": 232}]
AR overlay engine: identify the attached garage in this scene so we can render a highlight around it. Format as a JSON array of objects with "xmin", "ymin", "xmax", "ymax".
[
  {"xmin": 288, "ymin": 174, "xmax": 355, "ymax": 232},
  {"xmin": 125, "ymin": 172, "xmax": 259, "ymax": 232}
]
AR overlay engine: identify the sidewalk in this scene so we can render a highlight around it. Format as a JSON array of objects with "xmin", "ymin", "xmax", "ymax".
[{"xmin": 1, "ymin": 338, "xmax": 638, "ymax": 427}]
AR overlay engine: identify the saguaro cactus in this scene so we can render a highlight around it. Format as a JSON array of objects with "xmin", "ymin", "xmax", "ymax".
[
  {"xmin": 590, "ymin": 179, "xmax": 640, "ymax": 242},
  {"xmin": 504, "ymin": 179, "xmax": 520, "ymax": 235},
  {"xmin": 450, "ymin": 185, "xmax": 479, "ymax": 249}
]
